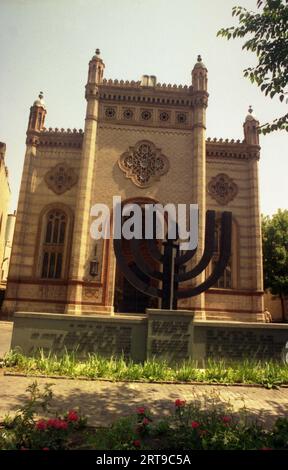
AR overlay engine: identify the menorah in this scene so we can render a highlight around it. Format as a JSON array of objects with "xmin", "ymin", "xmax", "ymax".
[{"xmin": 113, "ymin": 210, "xmax": 232, "ymax": 310}]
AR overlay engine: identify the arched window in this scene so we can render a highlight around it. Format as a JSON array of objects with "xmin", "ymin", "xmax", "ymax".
[{"xmin": 41, "ymin": 210, "xmax": 67, "ymax": 279}]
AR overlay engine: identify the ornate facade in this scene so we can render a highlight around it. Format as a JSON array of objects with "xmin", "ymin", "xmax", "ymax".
[{"xmin": 2, "ymin": 51, "xmax": 265, "ymax": 321}]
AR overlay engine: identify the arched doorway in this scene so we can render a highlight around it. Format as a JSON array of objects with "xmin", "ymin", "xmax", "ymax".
[{"xmin": 113, "ymin": 197, "xmax": 160, "ymax": 314}]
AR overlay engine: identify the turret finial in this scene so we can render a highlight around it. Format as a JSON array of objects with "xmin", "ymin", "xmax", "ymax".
[
  {"xmin": 248, "ymin": 105, "xmax": 253, "ymax": 114},
  {"xmin": 197, "ymin": 54, "xmax": 202, "ymax": 62},
  {"xmin": 39, "ymin": 91, "xmax": 44, "ymax": 100},
  {"xmin": 95, "ymin": 48, "xmax": 100, "ymax": 56}
]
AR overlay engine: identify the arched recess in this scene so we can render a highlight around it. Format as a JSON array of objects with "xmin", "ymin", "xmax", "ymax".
[
  {"xmin": 34, "ymin": 203, "xmax": 74, "ymax": 280},
  {"xmin": 206, "ymin": 214, "xmax": 239, "ymax": 289},
  {"xmin": 103, "ymin": 196, "xmax": 162, "ymax": 313}
]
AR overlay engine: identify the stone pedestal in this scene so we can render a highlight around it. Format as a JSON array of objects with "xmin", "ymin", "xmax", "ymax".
[{"xmin": 146, "ymin": 309, "xmax": 194, "ymax": 362}]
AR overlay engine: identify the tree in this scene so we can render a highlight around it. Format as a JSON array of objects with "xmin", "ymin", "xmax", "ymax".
[
  {"xmin": 262, "ymin": 210, "xmax": 288, "ymax": 318},
  {"xmin": 217, "ymin": 0, "xmax": 288, "ymax": 134}
]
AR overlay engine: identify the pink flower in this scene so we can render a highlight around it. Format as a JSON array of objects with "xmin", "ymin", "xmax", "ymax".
[
  {"xmin": 175, "ymin": 399, "xmax": 186, "ymax": 408},
  {"xmin": 136, "ymin": 407, "xmax": 145, "ymax": 415},
  {"xmin": 221, "ymin": 416, "xmax": 232, "ymax": 424},
  {"xmin": 67, "ymin": 410, "xmax": 79, "ymax": 422},
  {"xmin": 133, "ymin": 439, "xmax": 141, "ymax": 448},
  {"xmin": 191, "ymin": 421, "xmax": 200, "ymax": 429},
  {"xmin": 42, "ymin": 447, "xmax": 50, "ymax": 451},
  {"xmin": 35, "ymin": 419, "xmax": 47, "ymax": 431},
  {"xmin": 20, "ymin": 447, "xmax": 28, "ymax": 450},
  {"xmin": 260, "ymin": 447, "xmax": 272, "ymax": 451},
  {"xmin": 142, "ymin": 418, "xmax": 150, "ymax": 426},
  {"xmin": 198, "ymin": 429, "xmax": 208, "ymax": 437}
]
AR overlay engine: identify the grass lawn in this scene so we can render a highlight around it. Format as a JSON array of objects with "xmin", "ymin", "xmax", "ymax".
[{"xmin": 2, "ymin": 350, "xmax": 288, "ymax": 388}]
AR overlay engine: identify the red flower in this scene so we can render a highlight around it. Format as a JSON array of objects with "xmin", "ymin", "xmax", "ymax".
[
  {"xmin": 175, "ymin": 399, "xmax": 186, "ymax": 408},
  {"xmin": 142, "ymin": 417, "xmax": 150, "ymax": 426},
  {"xmin": 47, "ymin": 418, "xmax": 57, "ymax": 428},
  {"xmin": 260, "ymin": 447, "xmax": 272, "ymax": 451},
  {"xmin": 42, "ymin": 448, "xmax": 50, "ymax": 451},
  {"xmin": 46, "ymin": 418, "xmax": 68, "ymax": 429},
  {"xmin": 191, "ymin": 421, "xmax": 200, "ymax": 429},
  {"xmin": 59, "ymin": 420, "xmax": 68, "ymax": 430},
  {"xmin": 136, "ymin": 407, "xmax": 145, "ymax": 415},
  {"xmin": 133, "ymin": 439, "xmax": 141, "ymax": 448},
  {"xmin": 35, "ymin": 419, "xmax": 47, "ymax": 431},
  {"xmin": 221, "ymin": 416, "xmax": 232, "ymax": 424},
  {"xmin": 67, "ymin": 410, "xmax": 79, "ymax": 422},
  {"xmin": 198, "ymin": 429, "xmax": 208, "ymax": 437}
]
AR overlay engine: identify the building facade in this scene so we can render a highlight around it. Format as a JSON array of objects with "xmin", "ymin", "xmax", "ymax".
[
  {"xmin": 0, "ymin": 142, "xmax": 11, "ymax": 298},
  {"xmin": 2, "ymin": 50, "xmax": 265, "ymax": 321},
  {"xmin": 0, "ymin": 211, "xmax": 16, "ymax": 288}
]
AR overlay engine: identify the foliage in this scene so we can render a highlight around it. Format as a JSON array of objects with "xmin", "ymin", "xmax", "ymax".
[
  {"xmin": 1, "ymin": 383, "xmax": 288, "ymax": 450},
  {"xmin": 3, "ymin": 350, "xmax": 288, "ymax": 388},
  {"xmin": 0, "ymin": 381, "xmax": 86, "ymax": 450},
  {"xmin": 262, "ymin": 209, "xmax": 288, "ymax": 296},
  {"xmin": 217, "ymin": 0, "xmax": 288, "ymax": 134}
]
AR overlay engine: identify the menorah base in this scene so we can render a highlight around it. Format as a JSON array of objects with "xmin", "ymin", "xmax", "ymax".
[{"xmin": 146, "ymin": 308, "xmax": 194, "ymax": 363}]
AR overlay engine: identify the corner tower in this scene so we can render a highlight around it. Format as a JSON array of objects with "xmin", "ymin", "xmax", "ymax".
[
  {"xmin": 65, "ymin": 49, "xmax": 105, "ymax": 314},
  {"xmin": 191, "ymin": 55, "xmax": 208, "ymax": 317}
]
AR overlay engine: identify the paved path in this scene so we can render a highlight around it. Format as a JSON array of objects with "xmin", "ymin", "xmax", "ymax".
[
  {"xmin": 0, "ymin": 372, "xmax": 287, "ymax": 427},
  {"xmin": 0, "ymin": 321, "xmax": 287, "ymax": 427}
]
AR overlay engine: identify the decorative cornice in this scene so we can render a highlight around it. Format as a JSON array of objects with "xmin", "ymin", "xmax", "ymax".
[
  {"xmin": 207, "ymin": 137, "xmax": 244, "ymax": 144},
  {"xmin": 101, "ymin": 78, "xmax": 192, "ymax": 92},
  {"xmin": 42, "ymin": 127, "xmax": 83, "ymax": 134},
  {"xmin": 26, "ymin": 128, "xmax": 84, "ymax": 148},
  {"xmin": 206, "ymin": 139, "xmax": 260, "ymax": 161}
]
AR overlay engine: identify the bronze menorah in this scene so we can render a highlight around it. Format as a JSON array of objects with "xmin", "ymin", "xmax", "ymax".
[{"xmin": 113, "ymin": 210, "xmax": 232, "ymax": 310}]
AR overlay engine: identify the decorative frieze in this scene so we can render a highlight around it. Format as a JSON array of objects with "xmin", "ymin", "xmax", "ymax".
[{"xmin": 101, "ymin": 104, "xmax": 191, "ymax": 128}]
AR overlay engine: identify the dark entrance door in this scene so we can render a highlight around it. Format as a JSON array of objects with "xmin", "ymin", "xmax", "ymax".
[
  {"xmin": 113, "ymin": 239, "xmax": 159, "ymax": 314},
  {"xmin": 114, "ymin": 262, "xmax": 157, "ymax": 313}
]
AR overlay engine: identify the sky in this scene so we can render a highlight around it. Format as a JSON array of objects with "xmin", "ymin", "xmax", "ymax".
[{"xmin": 0, "ymin": 0, "xmax": 287, "ymax": 215}]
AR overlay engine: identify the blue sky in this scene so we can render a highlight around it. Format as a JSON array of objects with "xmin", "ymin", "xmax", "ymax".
[{"xmin": 0, "ymin": 0, "xmax": 287, "ymax": 214}]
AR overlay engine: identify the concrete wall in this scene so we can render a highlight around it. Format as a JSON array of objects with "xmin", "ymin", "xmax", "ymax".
[{"xmin": 11, "ymin": 311, "xmax": 288, "ymax": 363}]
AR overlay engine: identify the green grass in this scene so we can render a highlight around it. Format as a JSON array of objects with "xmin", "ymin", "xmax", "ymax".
[{"xmin": 2, "ymin": 350, "xmax": 288, "ymax": 388}]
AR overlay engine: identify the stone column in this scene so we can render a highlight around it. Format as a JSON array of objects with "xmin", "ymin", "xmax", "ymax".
[
  {"xmin": 190, "ymin": 56, "xmax": 208, "ymax": 318},
  {"xmin": 244, "ymin": 108, "xmax": 264, "ymax": 318},
  {"xmin": 3, "ymin": 94, "xmax": 46, "ymax": 315},
  {"xmin": 65, "ymin": 50, "xmax": 105, "ymax": 314}
]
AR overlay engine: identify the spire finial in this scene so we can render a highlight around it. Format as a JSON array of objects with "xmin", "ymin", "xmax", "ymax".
[
  {"xmin": 39, "ymin": 91, "xmax": 44, "ymax": 100},
  {"xmin": 248, "ymin": 105, "xmax": 253, "ymax": 114},
  {"xmin": 95, "ymin": 48, "xmax": 100, "ymax": 56},
  {"xmin": 197, "ymin": 54, "xmax": 202, "ymax": 62}
]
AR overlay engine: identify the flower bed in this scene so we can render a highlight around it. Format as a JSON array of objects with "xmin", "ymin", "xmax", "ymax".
[{"xmin": 1, "ymin": 382, "xmax": 288, "ymax": 450}]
